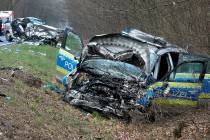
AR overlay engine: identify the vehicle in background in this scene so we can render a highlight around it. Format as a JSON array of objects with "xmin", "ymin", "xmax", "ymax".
[
  {"xmin": 3, "ymin": 17, "xmax": 61, "ymax": 45},
  {"xmin": 0, "ymin": 11, "xmax": 14, "ymax": 31},
  {"xmin": 4, "ymin": 18, "xmax": 25, "ymax": 41},
  {"xmin": 4, "ymin": 17, "xmax": 45, "ymax": 41}
]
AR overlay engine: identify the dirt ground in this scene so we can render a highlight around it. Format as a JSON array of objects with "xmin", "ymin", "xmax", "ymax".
[{"xmin": 0, "ymin": 68, "xmax": 210, "ymax": 140}]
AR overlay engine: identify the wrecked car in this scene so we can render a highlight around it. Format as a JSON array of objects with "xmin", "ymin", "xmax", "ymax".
[
  {"xmin": 4, "ymin": 18, "xmax": 25, "ymax": 41},
  {"xmin": 137, "ymin": 55, "xmax": 210, "ymax": 117},
  {"xmin": 57, "ymin": 28, "xmax": 192, "ymax": 118},
  {"xmin": 4, "ymin": 17, "xmax": 60, "ymax": 46},
  {"xmin": 24, "ymin": 24, "xmax": 61, "ymax": 46}
]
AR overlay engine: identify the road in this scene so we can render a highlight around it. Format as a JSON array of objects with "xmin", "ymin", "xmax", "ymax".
[{"xmin": 0, "ymin": 36, "xmax": 14, "ymax": 46}]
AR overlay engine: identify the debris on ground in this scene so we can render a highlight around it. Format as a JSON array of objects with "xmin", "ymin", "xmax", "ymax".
[
  {"xmin": 0, "ymin": 93, "xmax": 11, "ymax": 101},
  {"xmin": 0, "ymin": 93, "xmax": 7, "ymax": 98},
  {"xmin": 13, "ymin": 70, "xmax": 42, "ymax": 88},
  {"xmin": 0, "ymin": 67, "xmax": 42, "ymax": 88},
  {"xmin": 0, "ymin": 77, "xmax": 9, "ymax": 85},
  {"xmin": 43, "ymin": 83, "xmax": 63, "ymax": 95}
]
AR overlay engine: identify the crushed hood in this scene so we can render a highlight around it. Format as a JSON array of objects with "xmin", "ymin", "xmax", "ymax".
[{"xmin": 80, "ymin": 59, "xmax": 147, "ymax": 81}]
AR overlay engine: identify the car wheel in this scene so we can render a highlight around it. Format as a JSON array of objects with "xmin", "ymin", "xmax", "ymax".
[
  {"xmin": 146, "ymin": 101, "xmax": 167, "ymax": 122},
  {"xmin": 198, "ymin": 99, "xmax": 210, "ymax": 109},
  {"xmin": 5, "ymin": 32, "xmax": 13, "ymax": 42}
]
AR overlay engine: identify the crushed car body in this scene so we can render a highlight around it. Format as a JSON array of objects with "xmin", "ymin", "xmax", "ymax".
[
  {"xmin": 3, "ymin": 17, "xmax": 61, "ymax": 46},
  {"xmin": 57, "ymin": 28, "xmax": 200, "ymax": 118}
]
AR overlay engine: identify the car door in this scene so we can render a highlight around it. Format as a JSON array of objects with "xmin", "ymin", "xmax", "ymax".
[
  {"xmin": 200, "ymin": 61, "xmax": 210, "ymax": 100},
  {"xmin": 150, "ymin": 61, "xmax": 205, "ymax": 107},
  {"xmin": 56, "ymin": 29, "xmax": 82, "ymax": 82}
]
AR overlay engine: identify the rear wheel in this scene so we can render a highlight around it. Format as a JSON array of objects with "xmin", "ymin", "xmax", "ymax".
[
  {"xmin": 198, "ymin": 99, "xmax": 210, "ymax": 109},
  {"xmin": 146, "ymin": 103, "xmax": 162, "ymax": 122}
]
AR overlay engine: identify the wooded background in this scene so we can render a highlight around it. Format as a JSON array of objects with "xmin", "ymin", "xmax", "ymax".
[{"xmin": 0, "ymin": 0, "xmax": 209, "ymax": 54}]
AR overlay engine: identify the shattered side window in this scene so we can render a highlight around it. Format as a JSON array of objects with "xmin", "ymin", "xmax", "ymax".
[
  {"xmin": 169, "ymin": 62, "xmax": 203, "ymax": 83},
  {"xmin": 65, "ymin": 32, "xmax": 82, "ymax": 55},
  {"xmin": 81, "ymin": 59, "xmax": 147, "ymax": 81}
]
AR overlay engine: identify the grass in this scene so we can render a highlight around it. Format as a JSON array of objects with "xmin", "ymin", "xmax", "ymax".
[
  {"xmin": 0, "ymin": 44, "xmax": 58, "ymax": 81},
  {"xmin": 0, "ymin": 44, "xmax": 121, "ymax": 139},
  {"xmin": 1, "ymin": 44, "xmax": 209, "ymax": 139}
]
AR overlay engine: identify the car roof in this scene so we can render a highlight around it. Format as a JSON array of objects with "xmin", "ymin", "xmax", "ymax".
[
  {"xmin": 90, "ymin": 28, "xmax": 181, "ymax": 48},
  {"xmin": 121, "ymin": 28, "xmax": 177, "ymax": 48},
  {"xmin": 89, "ymin": 28, "xmax": 187, "ymax": 55}
]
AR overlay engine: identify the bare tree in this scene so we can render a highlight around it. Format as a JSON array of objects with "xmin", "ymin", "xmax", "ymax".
[{"xmin": 0, "ymin": 0, "xmax": 209, "ymax": 54}]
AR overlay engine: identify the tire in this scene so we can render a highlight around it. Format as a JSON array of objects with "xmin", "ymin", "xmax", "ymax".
[
  {"xmin": 5, "ymin": 32, "xmax": 13, "ymax": 42},
  {"xmin": 146, "ymin": 104, "xmax": 161, "ymax": 122},
  {"xmin": 198, "ymin": 99, "xmax": 210, "ymax": 109}
]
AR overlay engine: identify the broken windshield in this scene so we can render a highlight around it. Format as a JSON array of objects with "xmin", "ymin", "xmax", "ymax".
[{"xmin": 81, "ymin": 59, "xmax": 147, "ymax": 81}]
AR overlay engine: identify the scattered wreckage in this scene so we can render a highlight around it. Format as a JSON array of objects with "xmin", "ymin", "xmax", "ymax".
[
  {"xmin": 3, "ymin": 17, "xmax": 61, "ymax": 46},
  {"xmin": 56, "ymin": 28, "xmax": 210, "ymax": 120}
]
